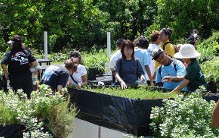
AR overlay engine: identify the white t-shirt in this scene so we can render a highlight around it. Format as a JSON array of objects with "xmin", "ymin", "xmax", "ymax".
[
  {"xmin": 147, "ymin": 43, "xmax": 159, "ymax": 80},
  {"xmin": 69, "ymin": 64, "xmax": 87, "ymax": 85},
  {"xmin": 109, "ymin": 50, "xmax": 122, "ymax": 69}
]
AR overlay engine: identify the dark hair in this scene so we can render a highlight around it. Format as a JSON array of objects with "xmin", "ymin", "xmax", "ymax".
[
  {"xmin": 64, "ymin": 59, "xmax": 74, "ymax": 70},
  {"xmin": 161, "ymin": 28, "xmax": 172, "ymax": 38},
  {"xmin": 69, "ymin": 50, "xmax": 82, "ymax": 63},
  {"xmin": 193, "ymin": 29, "xmax": 198, "ymax": 34},
  {"xmin": 135, "ymin": 36, "xmax": 149, "ymax": 49},
  {"xmin": 11, "ymin": 35, "xmax": 23, "ymax": 51},
  {"xmin": 150, "ymin": 30, "xmax": 160, "ymax": 42},
  {"xmin": 121, "ymin": 39, "xmax": 134, "ymax": 59},
  {"xmin": 116, "ymin": 38, "xmax": 125, "ymax": 48}
]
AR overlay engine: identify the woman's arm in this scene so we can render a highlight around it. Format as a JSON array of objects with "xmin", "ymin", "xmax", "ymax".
[
  {"xmin": 171, "ymin": 79, "xmax": 190, "ymax": 93},
  {"xmin": 115, "ymin": 72, "xmax": 127, "ymax": 89},
  {"xmin": 81, "ymin": 74, "xmax": 88, "ymax": 86},
  {"xmin": 162, "ymin": 76, "xmax": 185, "ymax": 82},
  {"xmin": 1, "ymin": 64, "xmax": 9, "ymax": 79}
]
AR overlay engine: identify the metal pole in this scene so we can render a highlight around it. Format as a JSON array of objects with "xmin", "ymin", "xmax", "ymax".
[
  {"xmin": 44, "ymin": 31, "xmax": 48, "ymax": 59},
  {"xmin": 107, "ymin": 32, "xmax": 111, "ymax": 75}
]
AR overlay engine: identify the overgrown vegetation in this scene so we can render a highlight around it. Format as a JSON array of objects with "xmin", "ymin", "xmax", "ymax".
[
  {"xmin": 0, "ymin": 85, "xmax": 76, "ymax": 138},
  {"xmin": 150, "ymin": 91, "xmax": 219, "ymax": 137}
]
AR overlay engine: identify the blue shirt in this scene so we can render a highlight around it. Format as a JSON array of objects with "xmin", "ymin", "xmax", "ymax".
[
  {"xmin": 115, "ymin": 58, "xmax": 144, "ymax": 85},
  {"xmin": 156, "ymin": 59, "xmax": 187, "ymax": 90},
  {"xmin": 134, "ymin": 48, "xmax": 151, "ymax": 76}
]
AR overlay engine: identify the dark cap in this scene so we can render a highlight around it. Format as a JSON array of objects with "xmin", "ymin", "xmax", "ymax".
[
  {"xmin": 152, "ymin": 48, "xmax": 164, "ymax": 60},
  {"xmin": 135, "ymin": 36, "xmax": 149, "ymax": 49}
]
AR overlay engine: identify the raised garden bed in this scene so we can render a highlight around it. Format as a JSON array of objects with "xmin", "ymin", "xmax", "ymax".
[{"xmin": 68, "ymin": 86, "xmax": 219, "ymax": 136}]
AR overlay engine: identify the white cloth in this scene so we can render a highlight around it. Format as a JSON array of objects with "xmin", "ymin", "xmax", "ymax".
[
  {"xmin": 147, "ymin": 44, "xmax": 159, "ymax": 80},
  {"xmin": 68, "ymin": 64, "xmax": 87, "ymax": 85},
  {"xmin": 109, "ymin": 50, "xmax": 122, "ymax": 69}
]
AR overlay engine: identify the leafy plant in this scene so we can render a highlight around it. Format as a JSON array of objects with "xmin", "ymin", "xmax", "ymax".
[
  {"xmin": 0, "ymin": 85, "xmax": 77, "ymax": 137},
  {"xmin": 83, "ymin": 48, "xmax": 109, "ymax": 75},
  {"xmin": 84, "ymin": 85, "xmax": 178, "ymax": 100},
  {"xmin": 200, "ymin": 57, "xmax": 219, "ymax": 88},
  {"xmin": 150, "ymin": 91, "xmax": 219, "ymax": 137}
]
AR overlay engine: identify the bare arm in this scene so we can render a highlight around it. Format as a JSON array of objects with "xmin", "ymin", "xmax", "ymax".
[
  {"xmin": 30, "ymin": 61, "xmax": 37, "ymax": 68},
  {"xmin": 171, "ymin": 79, "xmax": 190, "ymax": 93},
  {"xmin": 1, "ymin": 64, "xmax": 9, "ymax": 79},
  {"xmin": 115, "ymin": 72, "xmax": 127, "ymax": 89},
  {"xmin": 81, "ymin": 74, "xmax": 88, "ymax": 86},
  {"xmin": 162, "ymin": 76, "xmax": 185, "ymax": 82},
  {"xmin": 145, "ymin": 65, "xmax": 154, "ymax": 85},
  {"xmin": 57, "ymin": 85, "xmax": 63, "ymax": 92},
  {"xmin": 212, "ymin": 100, "xmax": 219, "ymax": 127}
]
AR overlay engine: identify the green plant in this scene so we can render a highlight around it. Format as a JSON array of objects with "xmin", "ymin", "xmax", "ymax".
[
  {"xmin": 84, "ymin": 85, "xmax": 178, "ymax": 100},
  {"xmin": 0, "ymin": 85, "xmax": 76, "ymax": 137},
  {"xmin": 83, "ymin": 48, "xmax": 109, "ymax": 74},
  {"xmin": 150, "ymin": 91, "xmax": 219, "ymax": 137},
  {"xmin": 200, "ymin": 57, "xmax": 219, "ymax": 88}
]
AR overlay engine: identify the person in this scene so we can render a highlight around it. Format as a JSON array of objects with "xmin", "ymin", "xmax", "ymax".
[
  {"xmin": 134, "ymin": 36, "xmax": 154, "ymax": 85},
  {"xmin": 69, "ymin": 50, "xmax": 83, "ymax": 64},
  {"xmin": 109, "ymin": 38, "xmax": 124, "ymax": 82},
  {"xmin": 159, "ymin": 28, "xmax": 175, "ymax": 58},
  {"xmin": 162, "ymin": 44, "xmax": 207, "ymax": 92},
  {"xmin": 67, "ymin": 57, "xmax": 88, "ymax": 89},
  {"xmin": 114, "ymin": 39, "xmax": 145, "ymax": 89},
  {"xmin": 1, "ymin": 35, "xmax": 37, "ymax": 98},
  {"xmin": 186, "ymin": 29, "xmax": 198, "ymax": 48},
  {"xmin": 30, "ymin": 62, "xmax": 42, "ymax": 90},
  {"xmin": 148, "ymin": 30, "xmax": 161, "ymax": 80},
  {"xmin": 40, "ymin": 59, "xmax": 75, "ymax": 92},
  {"xmin": 212, "ymin": 99, "xmax": 219, "ymax": 127},
  {"xmin": 152, "ymin": 48, "xmax": 186, "ymax": 90}
]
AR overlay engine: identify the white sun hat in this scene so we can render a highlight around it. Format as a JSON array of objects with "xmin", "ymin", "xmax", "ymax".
[{"xmin": 174, "ymin": 44, "xmax": 201, "ymax": 59}]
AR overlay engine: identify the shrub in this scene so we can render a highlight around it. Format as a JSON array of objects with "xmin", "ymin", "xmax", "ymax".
[
  {"xmin": 150, "ymin": 91, "xmax": 219, "ymax": 137},
  {"xmin": 0, "ymin": 85, "xmax": 76, "ymax": 137}
]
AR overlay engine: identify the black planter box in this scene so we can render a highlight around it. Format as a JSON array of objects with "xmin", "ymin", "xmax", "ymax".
[
  {"xmin": 0, "ymin": 125, "xmax": 22, "ymax": 138},
  {"xmin": 68, "ymin": 88, "xmax": 163, "ymax": 136}
]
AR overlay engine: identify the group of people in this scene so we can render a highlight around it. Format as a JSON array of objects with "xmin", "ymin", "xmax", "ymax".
[
  {"xmin": 109, "ymin": 28, "xmax": 207, "ymax": 93},
  {"xmin": 1, "ymin": 35, "xmax": 88, "ymax": 98}
]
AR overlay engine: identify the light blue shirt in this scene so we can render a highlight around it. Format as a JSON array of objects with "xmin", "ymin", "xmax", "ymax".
[
  {"xmin": 134, "ymin": 48, "xmax": 151, "ymax": 76},
  {"xmin": 156, "ymin": 59, "xmax": 187, "ymax": 90}
]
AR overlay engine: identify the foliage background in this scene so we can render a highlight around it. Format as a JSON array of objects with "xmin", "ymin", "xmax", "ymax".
[{"xmin": 0, "ymin": 0, "xmax": 218, "ymax": 52}]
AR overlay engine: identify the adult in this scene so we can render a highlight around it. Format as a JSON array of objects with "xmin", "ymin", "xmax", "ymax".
[
  {"xmin": 162, "ymin": 44, "xmax": 207, "ymax": 92},
  {"xmin": 114, "ymin": 39, "xmax": 145, "ymax": 89},
  {"xmin": 1, "ymin": 35, "xmax": 37, "ymax": 98},
  {"xmin": 40, "ymin": 59, "xmax": 75, "ymax": 92},
  {"xmin": 68, "ymin": 57, "xmax": 87, "ymax": 88},
  {"xmin": 159, "ymin": 28, "xmax": 175, "ymax": 58},
  {"xmin": 109, "ymin": 38, "xmax": 124, "ymax": 82},
  {"xmin": 134, "ymin": 36, "xmax": 154, "ymax": 85},
  {"xmin": 69, "ymin": 50, "xmax": 83, "ymax": 64},
  {"xmin": 186, "ymin": 29, "xmax": 198, "ymax": 48},
  {"xmin": 152, "ymin": 48, "xmax": 186, "ymax": 90},
  {"xmin": 148, "ymin": 30, "xmax": 161, "ymax": 80}
]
